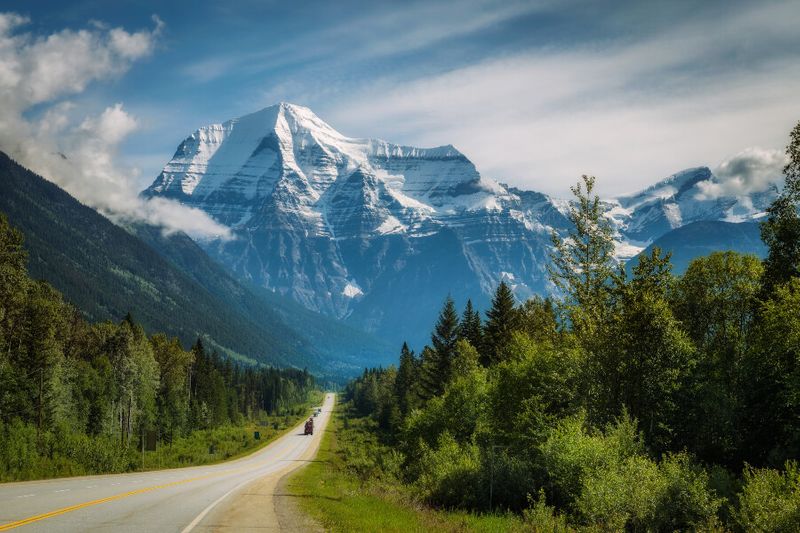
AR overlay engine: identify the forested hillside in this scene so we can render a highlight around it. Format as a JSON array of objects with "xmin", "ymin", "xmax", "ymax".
[
  {"xmin": 342, "ymin": 122, "xmax": 800, "ymax": 530},
  {"xmin": 0, "ymin": 152, "xmax": 391, "ymax": 375},
  {"xmin": 0, "ymin": 211, "xmax": 315, "ymax": 480}
]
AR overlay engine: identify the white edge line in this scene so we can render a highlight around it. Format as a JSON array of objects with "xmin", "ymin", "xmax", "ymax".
[{"xmin": 180, "ymin": 477, "xmax": 254, "ymax": 533}]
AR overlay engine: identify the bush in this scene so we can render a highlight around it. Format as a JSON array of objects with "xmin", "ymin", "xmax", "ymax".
[
  {"xmin": 537, "ymin": 413, "xmax": 642, "ymax": 509},
  {"xmin": 736, "ymin": 461, "xmax": 800, "ymax": 532},
  {"xmin": 654, "ymin": 453, "xmax": 722, "ymax": 531},
  {"xmin": 523, "ymin": 490, "xmax": 571, "ymax": 532},
  {"xmin": 415, "ymin": 431, "xmax": 483, "ymax": 509}
]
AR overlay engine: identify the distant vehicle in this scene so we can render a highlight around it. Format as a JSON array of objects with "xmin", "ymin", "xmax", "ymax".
[{"xmin": 304, "ymin": 418, "xmax": 314, "ymax": 435}]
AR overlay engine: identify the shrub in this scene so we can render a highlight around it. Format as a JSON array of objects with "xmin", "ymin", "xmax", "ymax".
[
  {"xmin": 523, "ymin": 490, "xmax": 571, "ymax": 532},
  {"xmin": 736, "ymin": 461, "xmax": 800, "ymax": 532},
  {"xmin": 654, "ymin": 453, "xmax": 722, "ymax": 531},
  {"xmin": 537, "ymin": 413, "xmax": 642, "ymax": 509},
  {"xmin": 415, "ymin": 431, "xmax": 483, "ymax": 509}
]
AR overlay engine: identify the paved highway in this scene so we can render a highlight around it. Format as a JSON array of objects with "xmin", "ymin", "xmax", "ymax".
[{"xmin": 0, "ymin": 393, "xmax": 334, "ymax": 532}]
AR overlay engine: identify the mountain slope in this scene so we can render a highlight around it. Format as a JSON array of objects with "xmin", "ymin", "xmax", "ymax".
[
  {"xmin": 633, "ymin": 220, "xmax": 767, "ymax": 274},
  {"xmin": 0, "ymin": 151, "xmax": 389, "ymax": 375},
  {"xmin": 143, "ymin": 102, "xmax": 778, "ymax": 349}
]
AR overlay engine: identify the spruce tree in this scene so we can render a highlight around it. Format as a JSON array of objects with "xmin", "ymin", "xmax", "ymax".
[
  {"xmin": 419, "ymin": 297, "xmax": 460, "ymax": 398},
  {"xmin": 483, "ymin": 281, "xmax": 519, "ymax": 366},
  {"xmin": 417, "ymin": 346, "xmax": 440, "ymax": 401},
  {"xmin": 432, "ymin": 296, "xmax": 459, "ymax": 383},
  {"xmin": 394, "ymin": 342, "xmax": 418, "ymax": 415},
  {"xmin": 761, "ymin": 121, "xmax": 800, "ymax": 296},
  {"xmin": 548, "ymin": 175, "xmax": 615, "ymax": 335},
  {"xmin": 458, "ymin": 299, "xmax": 483, "ymax": 351}
]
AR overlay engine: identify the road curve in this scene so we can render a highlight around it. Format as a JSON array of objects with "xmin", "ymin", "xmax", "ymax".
[{"xmin": 0, "ymin": 393, "xmax": 335, "ymax": 532}]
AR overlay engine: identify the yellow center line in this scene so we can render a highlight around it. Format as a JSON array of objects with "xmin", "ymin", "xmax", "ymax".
[
  {"xmin": 0, "ymin": 466, "xmax": 246, "ymax": 531},
  {"xmin": 0, "ymin": 434, "xmax": 309, "ymax": 531},
  {"xmin": 0, "ymin": 408, "xmax": 327, "ymax": 531}
]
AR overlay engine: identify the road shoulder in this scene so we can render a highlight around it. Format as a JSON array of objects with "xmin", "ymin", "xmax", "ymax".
[{"xmin": 189, "ymin": 394, "xmax": 332, "ymax": 532}]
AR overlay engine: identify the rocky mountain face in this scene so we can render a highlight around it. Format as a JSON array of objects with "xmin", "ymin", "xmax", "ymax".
[{"xmin": 144, "ymin": 103, "xmax": 778, "ymax": 349}]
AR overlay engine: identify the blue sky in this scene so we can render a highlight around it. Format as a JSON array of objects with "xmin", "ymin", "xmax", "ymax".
[{"xmin": 2, "ymin": 0, "xmax": 800, "ymax": 208}]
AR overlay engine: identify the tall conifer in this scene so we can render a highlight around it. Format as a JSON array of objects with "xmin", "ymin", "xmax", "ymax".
[{"xmin": 483, "ymin": 281, "xmax": 519, "ymax": 366}]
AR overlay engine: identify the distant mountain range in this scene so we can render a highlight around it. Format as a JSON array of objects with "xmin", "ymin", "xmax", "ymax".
[
  {"xmin": 0, "ymin": 152, "xmax": 392, "ymax": 378},
  {"xmin": 143, "ymin": 102, "xmax": 777, "ymax": 349}
]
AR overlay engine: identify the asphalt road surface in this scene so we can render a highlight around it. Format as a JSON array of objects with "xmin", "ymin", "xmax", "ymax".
[{"xmin": 0, "ymin": 393, "xmax": 334, "ymax": 532}]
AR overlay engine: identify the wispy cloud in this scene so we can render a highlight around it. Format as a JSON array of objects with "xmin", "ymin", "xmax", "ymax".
[
  {"xmin": 180, "ymin": 0, "xmax": 545, "ymax": 84},
  {"xmin": 320, "ymin": 1, "xmax": 800, "ymax": 196},
  {"xmin": 0, "ymin": 12, "xmax": 231, "ymax": 239}
]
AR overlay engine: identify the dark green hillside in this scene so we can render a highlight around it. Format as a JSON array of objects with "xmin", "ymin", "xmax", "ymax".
[{"xmin": 0, "ymin": 152, "xmax": 385, "ymax": 374}]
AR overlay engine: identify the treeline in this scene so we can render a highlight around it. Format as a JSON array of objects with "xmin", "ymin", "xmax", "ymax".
[
  {"xmin": 0, "ymin": 212, "xmax": 315, "ymax": 480},
  {"xmin": 346, "ymin": 122, "xmax": 800, "ymax": 530}
]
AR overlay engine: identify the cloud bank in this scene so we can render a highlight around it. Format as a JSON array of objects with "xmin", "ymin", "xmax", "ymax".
[
  {"xmin": 0, "ymin": 13, "xmax": 231, "ymax": 239},
  {"xmin": 695, "ymin": 148, "xmax": 787, "ymax": 200}
]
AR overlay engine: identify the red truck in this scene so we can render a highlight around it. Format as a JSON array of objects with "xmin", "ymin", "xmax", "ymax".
[{"xmin": 304, "ymin": 417, "xmax": 314, "ymax": 435}]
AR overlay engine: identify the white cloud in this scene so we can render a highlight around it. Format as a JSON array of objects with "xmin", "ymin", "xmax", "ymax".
[
  {"xmin": 323, "ymin": 1, "xmax": 800, "ymax": 197},
  {"xmin": 0, "ymin": 12, "xmax": 230, "ymax": 240},
  {"xmin": 695, "ymin": 148, "xmax": 787, "ymax": 200}
]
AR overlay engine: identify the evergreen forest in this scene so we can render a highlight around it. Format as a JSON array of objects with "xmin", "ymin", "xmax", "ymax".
[
  {"xmin": 0, "ymin": 214, "xmax": 315, "ymax": 481},
  {"xmin": 344, "ymin": 121, "xmax": 800, "ymax": 530}
]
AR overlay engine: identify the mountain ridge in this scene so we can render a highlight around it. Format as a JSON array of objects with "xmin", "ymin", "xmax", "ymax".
[{"xmin": 143, "ymin": 103, "xmax": 778, "ymax": 348}]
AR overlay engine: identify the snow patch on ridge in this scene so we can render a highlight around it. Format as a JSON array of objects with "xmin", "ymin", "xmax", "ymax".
[{"xmin": 343, "ymin": 281, "xmax": 364, "ymax": 298}]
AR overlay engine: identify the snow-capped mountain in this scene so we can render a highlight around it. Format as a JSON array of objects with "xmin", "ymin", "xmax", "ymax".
[
  {"xmin": 605, "ymin": 167, "xmax": 776, "ymax": 258},
  {"xmin": 144, "ymin": 103, "xmax": 777, "ymax": 348}
]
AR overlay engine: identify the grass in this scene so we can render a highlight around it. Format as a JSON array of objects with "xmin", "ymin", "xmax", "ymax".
[{"xmin": 287, "ymin": 402, "xmax": 525, "ymax": 532}]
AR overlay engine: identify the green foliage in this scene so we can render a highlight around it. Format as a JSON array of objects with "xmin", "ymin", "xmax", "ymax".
[
  {"xmin": 549, "ymin": 175, "xmax": 615, "ymax": 336},
  {"xmin": 590, "ymin": 247, "xmax": 695, "ymax": 451},
  {"xmin": 482, "ymin": 281, "xmax": 520, "ymax": 365},
  {"xmin": 419, "ymin": 296, "xmax": 460, "ymax": 398},
  {"xmin": 458, "ymin": 299, "xmax": 483, "ymax": 353},
  {"xmin": 415, "ymin": 432, "xmax": 483, "ymax": 509},
  {"xmin": 736, "ymin": 462, "xmax": 800, "ymax": 532},
  {"xmin": 761, "ymin": 121, "xmax": 800, "ymax": 295},
  {"xmin": 522, "ymin": 491, "xmax": 570, "ymax": 532},
  {"xmin": 340, "ymin": 125, "xmax": 800, "ymax": 531},
  {"xmin": 741, "ymin": 278, "xmax": 800, "ymax": 465},
  {"xmin": 517, "ymin": 295, "xmax": 559, "ymax": 344},
  {"xmin": 403, "ymin": 366, "xmax": 488, "ymax": 470},
  {"xmin": 0, "ymin": 214, "xmax": 316, "ymax": 481},
  {"xmin": 488, "ymin": 333, "xmax": 582, "ymax": 446},
  {"xmin": 673, "ymin": 252, "xmax": 763, "ymax": 465},
  {"xmin": 538, "ymin": 414, "xmax": 643, "ymax": 509},
  {"xmin": 287, "ymin": 407, "xmax": 526, "ymax": 533}
]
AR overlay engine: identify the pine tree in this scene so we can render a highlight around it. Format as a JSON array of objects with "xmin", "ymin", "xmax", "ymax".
[
  {"xmin": 482, "ymin": 281, "xmax": 519, "ymax": 366},
  {"xmin": 394, "ymin": 342, "xmax": 417, "ymax": 415},
  {"xmin": 418, "ymin": 298, "xmax": 460, "ymax": 399},
  {"xmin": 548, "ymin": 175, "xmax": 615, "ymax": 335},
  {"xmin": 458, "ymin": 299, "xmax": 483, "ymax": 352},
  {"xmin": 417, "ymin": 346, "xmax": 439, "ymax": 401},
  {"xmin": 761, "ymin": 121, "xmax": 800, "ymax": 296}
]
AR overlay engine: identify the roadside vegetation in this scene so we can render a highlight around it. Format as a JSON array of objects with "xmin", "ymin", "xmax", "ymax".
[
  {"xmin": 288, "ymin": 403, "xmax": 526, "ymax": 532},
  {"xmin": 341, "ymin": 121, "xmax": 800, "ymax": 531},
  {"xmin": 0, "ymin": 216, "xmax": 318, "ymax": 481}
]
